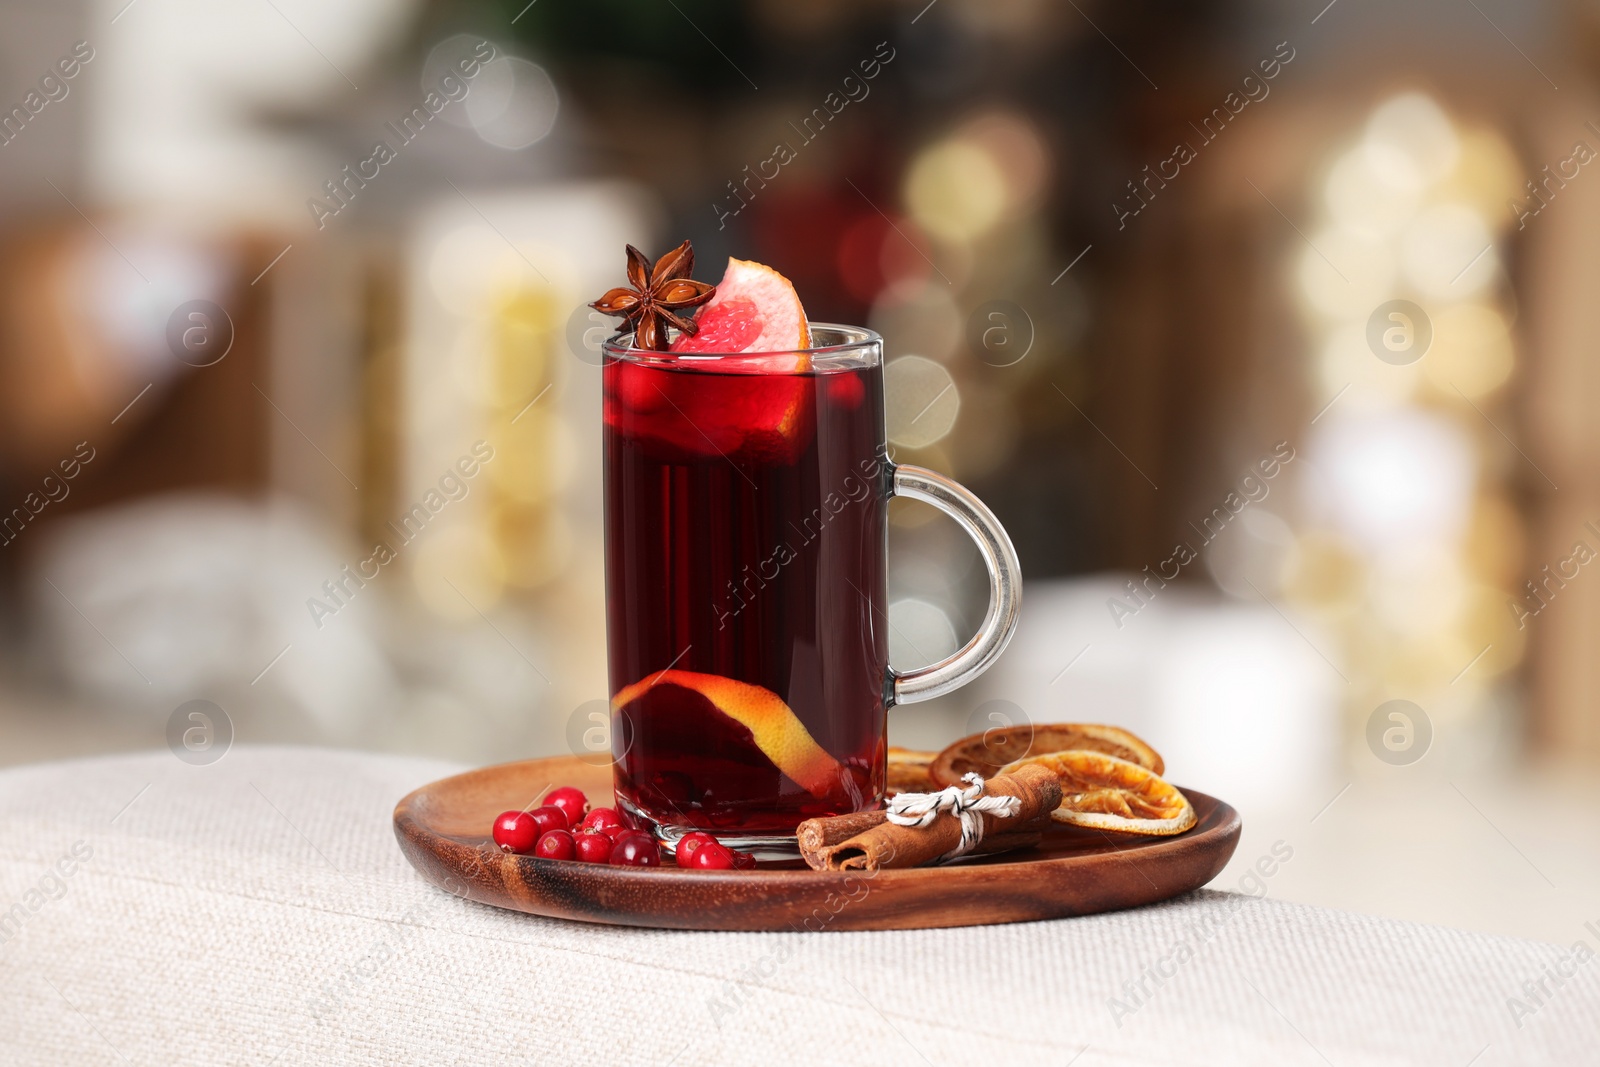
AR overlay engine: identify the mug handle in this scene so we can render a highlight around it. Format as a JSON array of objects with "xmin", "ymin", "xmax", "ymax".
[{"xmin": 888, "ymin": 464, "xmax": 1022, "ymax": 704}]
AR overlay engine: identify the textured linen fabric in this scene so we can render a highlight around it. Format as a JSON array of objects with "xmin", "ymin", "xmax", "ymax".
[{"xmin": 0, "ymin": 746, "xmax": 1594, "ymax": 1066}]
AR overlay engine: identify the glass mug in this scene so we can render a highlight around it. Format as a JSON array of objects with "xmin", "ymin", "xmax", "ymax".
[{"xmin": 602, "ymin": 324, "xmax": 1020, "ymax": 853}]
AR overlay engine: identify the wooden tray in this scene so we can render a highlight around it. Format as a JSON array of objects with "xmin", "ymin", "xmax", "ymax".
[{"xmin": 393, "ymin": 755, "xmax": 1241, "ymax": 932}]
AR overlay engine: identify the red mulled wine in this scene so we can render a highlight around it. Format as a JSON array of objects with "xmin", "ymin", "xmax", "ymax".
[{"xmin": 603, "ymin": 343, "xmax": 889, "ymax": 842}]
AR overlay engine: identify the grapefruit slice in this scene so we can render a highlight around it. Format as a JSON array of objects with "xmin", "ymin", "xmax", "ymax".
[
  {"xmin": 615, "ymin": 256, "xmax": 816, "ymax": 465},
  {"xmin": 999, "ymin": 750, "xmax": 1196, "ymax": 836},
  {"xmin": 670, "ymin": 258, "xmax": 810, "ymax": 354},
  {"xmin": 611, "ymin": 669, "xmax": 842, "ymax": 798},
  {"xmin": 928, "ymin": 723, "xmax": 1164, "ymax": 788}
]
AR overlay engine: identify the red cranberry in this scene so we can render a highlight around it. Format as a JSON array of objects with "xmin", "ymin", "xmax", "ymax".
[
  {"xmin": 527, "ymin": 805, "xmax": 569, "ymax": 836},
  {"xmin": 580, "ymin": 807, "xmax": 623, "ymax": 833},
  {"xmin": 574, "ymin": 830, "xmax": 613, "ymax": 864},
  {"xmin": 689, "ymin": 843, "xmax": 735, "ymax": 870},
  {"xmin": 602, "ymin": 824, "xmax": 633, "ymax": 842},
  {"xmin": 545, "ymin": 786, "xmax": 588, "ymax": 826},
  {"xmin": 675, "ymin": 831, "xmax": 718, "ymax": 868},
  {"xmin": 534, "ymin": 829, "xmax": 576, "ymax": 860},
  {"xmin": 609, "ymin": 832, "xmax": 661, "ymax": 867},
  {"xmin": 491, "ymin": 810, "xmax": 539, "ymax": 854},
  {"xmin": 730, "ymin": 850, "xmax": 757, "ymax": 870}
]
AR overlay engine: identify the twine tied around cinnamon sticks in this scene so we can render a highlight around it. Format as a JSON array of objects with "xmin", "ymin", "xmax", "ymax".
[
  {"xmin": 798, "ymin": 763, "xmax": 1063, "ymax": 871},
  {"xmin": 885, "ymin": 773, "xmax": 1020, "ymax": 863}
]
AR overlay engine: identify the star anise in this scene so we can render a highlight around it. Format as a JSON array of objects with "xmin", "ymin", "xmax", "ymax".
[{"xmin": 589, "ymin": 240, "xmax": 717, "ymax": 351}]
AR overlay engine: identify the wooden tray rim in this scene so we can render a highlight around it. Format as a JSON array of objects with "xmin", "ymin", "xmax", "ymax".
[{"xmin": 395, "ymin": 755, "xmax": 1242, "ymax": 900}]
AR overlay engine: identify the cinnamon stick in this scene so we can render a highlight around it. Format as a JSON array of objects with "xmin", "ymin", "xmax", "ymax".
[
  {"xmin": 799, "ymin": 764, "xmax": 1062, "ymax": 872},
  {"xmin": 797, "ymin": 810, "xmax": 1048, "ymax": 867},
  {"xmin": 796, "ymin": 810, "xmax": 885, "ymax": 855}
]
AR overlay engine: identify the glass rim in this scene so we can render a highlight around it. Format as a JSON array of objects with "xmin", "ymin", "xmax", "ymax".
[{"xmin": 600, "ymin": 322, "xmax": 882, "ymax": 364}]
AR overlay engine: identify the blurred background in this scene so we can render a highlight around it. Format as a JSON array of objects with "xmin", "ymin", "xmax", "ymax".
[{"xmin": 2, "ymin": 0, "xmax": 1597, "ymax": 941}]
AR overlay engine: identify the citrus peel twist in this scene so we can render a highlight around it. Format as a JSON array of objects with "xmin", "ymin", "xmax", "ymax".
[{"xmin": 611, "ymin": 669, "xmax": 842, "ymax": 798}]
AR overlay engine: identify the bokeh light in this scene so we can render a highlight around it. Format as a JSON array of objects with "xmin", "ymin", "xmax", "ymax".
[
  {"xmin": 1288, "ymin": 90, "xmax": 1527, "ymax": 767},
  {"xmin": 1400, "ymin": 202, "xmax": 1496, "ymax": 298},
  {"xmin": 904, "ymin": 139, "xmax": 1009, "ymax": 244},
  {"xmin": 1316, "ymin": 321, "xmax": 1422, "ymax": 404},
  {"xmin": 1438, "ymin": 129, "xmax": 1523, "ymax": 228},
  {"xmin": 959, "ymin": 111, "xmax": 1052, "ymax": 212},
  {"xmin": 1324, "ymin": 147, "xmax": 1421, "ymax": 238},
  {"xmin": 1424, "ymin": 303, "xmax": 1514, "ymax": 398},
  {"xmin": 1308, "ymin": 410, "xmax": 1476, "ymax": 552},
  {"xmin": 837, "ymin": 212, "xmax": 935, "ymax": 303},
  {"xmin": 422, "ymin": 37, "xmax": 559, "ymax": 149},
  {"xmin": 1296, "ymin": 226, "xmax": 1395, "ymax": 319},
  {"xmin": 885, "ymin": 355, "xmax": 960, "ymax": 448},
  {"xmin": 1363, "ymin": 92, "xmax": 1460, "ymax": 189},
  {"xmin": 413, "ymin": 524, "xmax": 508, "ymax": 620},
  {"xmin": 868, "ymin": 281, "xmax": 962, "ymax": 362},
  {"xmin": 471, "ymin": 58, "xmax": 560, "ymax": 150}
]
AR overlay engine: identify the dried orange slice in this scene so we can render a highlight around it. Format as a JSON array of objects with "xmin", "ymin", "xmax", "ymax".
[
  {"xmin": 886, "ymin": 748, "xmax": 938, "ymax": 796},
  {"xmin": 929, "ymin": 723, "xmax": 1164, "ymax": 787},
  {"xmin": 611, "ymin": 669, "xmax": 841, "ymax": 798},
  {"xmin": 1000, "ymin": 750, "xmax": 1196, "ymax": 836}
]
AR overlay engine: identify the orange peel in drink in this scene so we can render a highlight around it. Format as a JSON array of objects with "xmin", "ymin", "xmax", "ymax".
[{"xmin": 611, "ymin": 669, "xmax": 842, "ymax": 798}]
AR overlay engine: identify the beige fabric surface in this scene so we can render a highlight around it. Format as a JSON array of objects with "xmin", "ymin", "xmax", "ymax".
[{"xmin": 0, "ymin": 746, "xmax": 1594, "ymax": 1066}]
